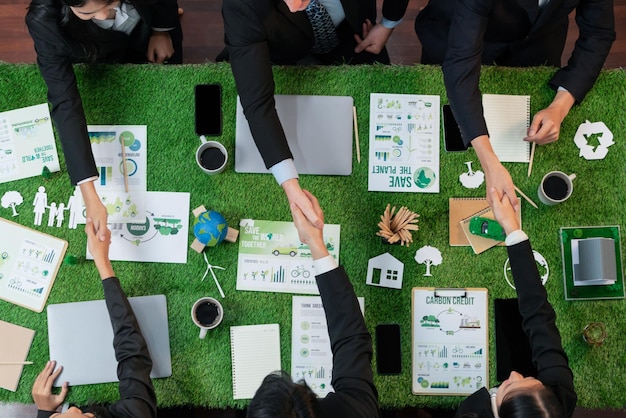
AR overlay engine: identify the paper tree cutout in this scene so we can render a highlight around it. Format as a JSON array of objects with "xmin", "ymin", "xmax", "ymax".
[
  {"xmin": 459, "ymin": 161, "xmax": 485, "ymax": 189},
  {"xmin": 503, "ymin": 250, "xmax": 549, "ymax": 289},
  {"xmin": 376, "ymin": 204, "xmax": 420, "ymax": 246},
  {"xmin": 1, "ymin": 191, "xmax": 23, "ymax": 217},
  {"xmin": 573, "ymin": 120, "xmax": 614, "ymax": 160},
  {"xmin": 366, "ymin": 253, "xmax": 404, "ymax": 289},
  {"xmin": 415, "ymin": 245, "xmax": 442, "ymax": 276}
]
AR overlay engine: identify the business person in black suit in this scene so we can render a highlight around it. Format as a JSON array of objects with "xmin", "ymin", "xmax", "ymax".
[
  {"xmin": 248, "ymin": 190, "xmax": 380, "ymax": 418},
  {"xmin": 221, "ymin": 0, "xmax": 408, "ymax": 229},
  {"xmin": 452, "ymin": 187, "xmax": 577, "ymax": 418},
  {"xmin": 415, "ymin": 0, "xmax": 615, "ymax": 211},
  {"xmin": 26, "ymin": 0, "xmax": 182, "ymax": 241}
]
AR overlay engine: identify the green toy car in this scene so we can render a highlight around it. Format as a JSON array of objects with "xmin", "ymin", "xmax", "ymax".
[{"xmin": 468, "ymin": 217, "xmax": 506, "ymax": 241}]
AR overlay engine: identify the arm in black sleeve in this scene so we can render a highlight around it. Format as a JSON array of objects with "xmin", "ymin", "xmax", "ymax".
[
  {"xmin": 507, "ymin": 240, "xmax": 577, "ymax": 417},
  {"xmin": 316, "ymin": 266, "xmax": 380, "ymax": 418},
  {"xmin": 548, "ymin": 0, "xmax": 615, "ymax": 102},
  {"xmin": 222, "ymin": 0, "xmax": 294, "ymax": 169},
  {"xmin": 442, "ymin": 0, "xmax": 492, "ymax": 146},
  {"xmin": 102, "ymin": 277, "xmax": 157, "ymax": 418},
  {"xmin": 25, "ymin": 6, "xmax": 98, "ymax": 185},
  {"xmin": 382, "ymin": 0, "xmax": 409, "ymax": 22}
]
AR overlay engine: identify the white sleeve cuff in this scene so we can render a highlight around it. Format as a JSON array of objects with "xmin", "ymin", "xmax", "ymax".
[
  {"xmin": 269, "ymin": 159, "xmax": 299, "ymax": 185},
  {"xmin": 152, "ymin": 27, "xmax": 175, "ymax": 32},
  {"xmin": 381, "ymin": 17, "xmax": 402, "ymax": 29},
  {"xmin": 505, "ymin": 230, "xmax": 529, "ymax": 246},
  {"xmin": 314, "ymin": 255, "xmax": 338, "ymax": 275},
  {"xmin": 77, "ymin": 176, "xmax": 98, "ymax": 185},
  {"xmin": 557, "ymin": 86, "xmax": 569, "ymax": 93}
]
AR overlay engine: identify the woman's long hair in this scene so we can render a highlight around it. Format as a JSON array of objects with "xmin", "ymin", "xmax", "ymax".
[{"xmin": 499, "ymin": 386, "xmax": 562, "ymax": 418}]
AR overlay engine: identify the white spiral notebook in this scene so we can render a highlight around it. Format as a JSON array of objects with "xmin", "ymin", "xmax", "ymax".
[
  {"xmin": 230, "ymin": 324, "xmax": 281, "ymax": 399},
  {"xmin": 483, "ymin": 94, "xmax": 531, "ymax": 162}
]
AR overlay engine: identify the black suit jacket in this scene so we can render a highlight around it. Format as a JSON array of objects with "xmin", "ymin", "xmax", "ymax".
[
  {"xmin": 415, "ymin": 0, "xmax": 615, "ymax": 146},
  {"xmin": 316, "ymin": 265, "xmax": 380, "ymax": 417},
  {"xmin": 26, "ymin": 0, "xmax": 182, "ymax": 185},
  {"xmin": 37, "ymin": 277, "xmax": 156, "ymax": 418},
  {"xmin": 455, "ymin": 240, "xmax": 577, "ymax": 418},
  {"xmin": 222, "ymin": 0, "xmax": 408, "ymax": 170}
]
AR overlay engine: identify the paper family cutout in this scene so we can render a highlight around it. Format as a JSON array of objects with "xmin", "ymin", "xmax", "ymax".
[
  {"xmin": 415, "ymin": 245, "xmax": 443, "ymax": 276},
  {"xmin": 574, "ymin": 120, "xmax": 614, "ymax": 160},
  {"xmin": 458, "ymin": 161, "xmax": 485, "ymax": 189},
  {"xmin": 503, "ymin": 250, "xmax": 549, "ymax": 289},
  {"xmin": 1, "ymin": 191, "xmax": 23, "ymax": 217},
  {"xmin": 366, "ymin": 253, "xmax": 404, "ymax": 289},
  {"xmin": 32, "ymin": 186, "xmax": 81, "ymax": 229}
]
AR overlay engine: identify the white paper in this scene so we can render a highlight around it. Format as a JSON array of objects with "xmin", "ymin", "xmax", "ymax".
[
  {"xmin": 85, "ymin": 192, "xmax": 190, "ymax": 263},
  {"xmin": 368, "ymin": 94, "xmax": 440, "ymax": 193},
  {"xmin": 482, "ymin": 94, "xmax": 531, "ymax": 163},
  {"xmin": 236, "ymin": 220, "xmax": 340, "ymax": 294},
  {"xmin": 230, "ymin": 324, "xmax": 281, "ymax": 399},
  {"xmin": 81, "ymin": 125, "xmax": 148, "ymax": 223},
  {"xmin": 0, "ymin": 103, "xmax": 60, "ymax": 183},
  {"xmin": 291, "ymin": 296, "xmax": 364, "ymax": 397}
]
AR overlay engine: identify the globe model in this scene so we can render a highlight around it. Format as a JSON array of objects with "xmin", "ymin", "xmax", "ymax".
[{"xmin": 193, "ymin": 210, "xmax": 228, "ymax": 247}]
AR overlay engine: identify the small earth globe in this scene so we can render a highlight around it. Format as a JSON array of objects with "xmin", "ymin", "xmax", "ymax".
[
  {"xmin": 193, "ymin": 210, "xmax": 228, "ymax": 247},
  {"xmin": 413, "ymin": 167, "xmax": 436, "ymax": 189}
]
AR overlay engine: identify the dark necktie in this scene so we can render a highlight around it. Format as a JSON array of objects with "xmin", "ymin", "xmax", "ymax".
[{"xmin": 305, "ymin": 0, "xmax": 339, "ymax": 54}]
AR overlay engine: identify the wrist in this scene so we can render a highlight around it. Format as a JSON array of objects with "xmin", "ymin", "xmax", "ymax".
[{"xmin": 95, "ymin": 260, "xmax": 114, "ymax": 280}]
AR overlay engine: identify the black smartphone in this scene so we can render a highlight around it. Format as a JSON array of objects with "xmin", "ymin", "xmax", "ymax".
[
  {"xmin": 442, "ymin": 104, "xmax": 468, "ymax": 152},
  {"xmin": 375, "ymin": 323, "xmax": 402, "ymax": 375},
  {"xmin": 195, "ymin": 84, "xmax": 222, "ymax": 136},
  {"xmin": 494, "ymin": 298, "xmax": 537, "ymax": 381}
]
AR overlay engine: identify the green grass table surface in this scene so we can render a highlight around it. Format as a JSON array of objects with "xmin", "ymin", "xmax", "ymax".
[{"xmin": 0, "ymin": 63, "xmax": 625, "ymax": 410}]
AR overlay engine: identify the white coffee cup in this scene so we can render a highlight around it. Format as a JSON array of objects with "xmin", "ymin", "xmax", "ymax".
[
  {"xmin": 191, "ymin": 297, "xmax": 223, "ymax": 339},
  {"xmin": 537, "ymin": 171, "xmax": 576, "ymax": 205},
  {"xmin": 195, "ymin": 136, "xmax": 227, "ymax": 175}
]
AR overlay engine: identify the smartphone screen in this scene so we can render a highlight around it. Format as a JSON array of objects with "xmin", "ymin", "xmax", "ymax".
[
  {"xmin": 375, "ymin": 323, "xmax": 402, "ymax": 375},
  {"xmin": 195, "ymin": 84, "xmax": 222, "ymax": 136},
  {"xmin": 442, "ymin": 104, "xmax": 468, "ymax": 152}
]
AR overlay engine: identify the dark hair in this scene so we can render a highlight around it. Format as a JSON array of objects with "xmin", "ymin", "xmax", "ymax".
[
  {"xmin": 61, "ymin": 0, "xmax": 117, "ymax": 8},
  {"xmin": 247, "ymin": 371, "xmax": 320, "ymax": 418},
  {"xmin": 499, "ymin": 386, "xmax": 562, "ymax": 418}
]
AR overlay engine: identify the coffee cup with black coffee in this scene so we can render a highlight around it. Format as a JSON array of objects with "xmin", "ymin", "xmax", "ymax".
[
  {"xmin": 537, "ymin": 171, "xmax": 576, "ymax": 205},
  {"xmin": 191, "ymin": 297, "xmax": 224, "ymax": 339},
  {"xmin": 196, "ymin": 136, "xmax": 227, "ymax": 175}
]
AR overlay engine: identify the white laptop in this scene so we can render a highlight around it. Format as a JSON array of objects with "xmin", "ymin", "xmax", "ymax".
[
  {"xmin": 235, "ymin": 95, "xmax": 353, "ymax": 175},
  {"xmin": 47, "ymin": 294, "xmax": 171, "ymax": 386}
]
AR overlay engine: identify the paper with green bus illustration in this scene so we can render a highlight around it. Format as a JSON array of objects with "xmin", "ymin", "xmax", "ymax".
[
  {"xmin": 237, "ymin": 220, "xmax": 340, "ymax": 294},
  {"xmin": 86, "ymin": 192, "xmax": 189, "ymax": 263},
  {"xmin": 411, "ymin": 288, "xmax": 488, "ymax": 395},
  {"xmin": 78, "ymin": 125, "xmax": 148, "ymax": 223},
  {"xmin": 368, "ymin": 93, "xmax": 440, "ymax": 193}
]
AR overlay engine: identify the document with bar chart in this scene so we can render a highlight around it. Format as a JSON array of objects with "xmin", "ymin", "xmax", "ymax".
[
  {"xmin": 0, "ymin": 217, "xmax": 67, "ymax": 312},
  {"xmin": 80, "ymin": 125, "xmax": 148, "ymax": 223},
  {"xmin": 411, "ymin": 287, "xmax": 488, "ymax": 395},
  {"xmin": 236, "ymin": 220, "xmax": 340, "ymax": 294},
  {"xmin": 291, "ymin": 296, "xmax": 364, "ymax": 397},
  {"xmin": 368, "ymin": 93, "xmax": 440, "ymax": 193}
]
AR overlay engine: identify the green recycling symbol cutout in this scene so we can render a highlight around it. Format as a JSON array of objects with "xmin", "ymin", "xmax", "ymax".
[{"xmin": 573, "ymin": 120, "xmax": 614, "ymax": 160}]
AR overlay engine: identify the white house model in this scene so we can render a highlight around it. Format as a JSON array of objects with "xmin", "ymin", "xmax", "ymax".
[{"xmin": 366, "ymin": 252, "xmax": 404, "ymax": 289}]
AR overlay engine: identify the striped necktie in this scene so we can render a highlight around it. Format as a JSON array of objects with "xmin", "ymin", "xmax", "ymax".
[{"xmin": 305, "ymin": 0, "xmax": 339, "ymax": 54}]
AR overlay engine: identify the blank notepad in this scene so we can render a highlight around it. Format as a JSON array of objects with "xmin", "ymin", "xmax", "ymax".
[
  {"xmin": 230, "ymin": 324, "xmax": 281, "ymax": 399},
  {"xmin": 483, "ymin": 94, "xmax": 531, "ymax": 162},
  {"xmin": 0, "ymin": 320, "xmax": 35, "ymax": 391}
]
